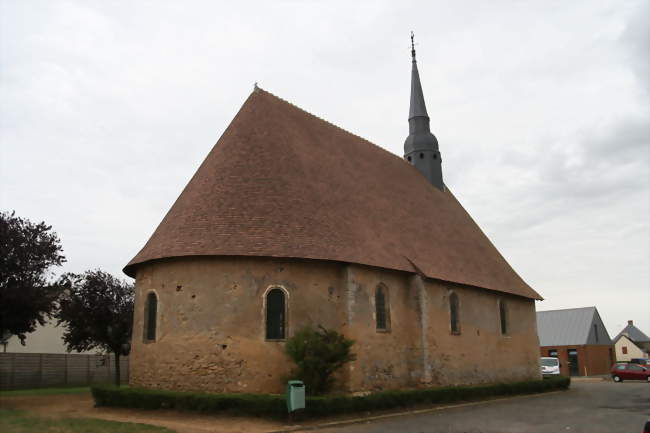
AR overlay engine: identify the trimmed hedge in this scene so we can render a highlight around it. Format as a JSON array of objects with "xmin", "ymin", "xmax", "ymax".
[{"xmin": 92, "ymin": 376, "xmax": 569, "ymax": 419}]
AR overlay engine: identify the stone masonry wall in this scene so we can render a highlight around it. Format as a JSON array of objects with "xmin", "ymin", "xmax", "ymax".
[
  {"xmin": 343, "ymin": 264, "xmax": 541, "ymax": 392},
  {"xmin": 129, "ymin": 257, "xmax": 541, "ymax": 394},
  {"xmin": 419, "ymin": 278, "xmax": 541, "ymax": 386},
  {"xmin": 342, "ymin": 265, "xmax": 421, "ymax": 391},
  {"xmin": 130, "ymin": 257, "xmax": 345, "ymax": 393}
]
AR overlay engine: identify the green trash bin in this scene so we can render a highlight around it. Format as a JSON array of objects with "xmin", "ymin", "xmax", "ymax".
[{"xmin": 286, "ymin": 380, "xmax": 305, "ymax": 412}]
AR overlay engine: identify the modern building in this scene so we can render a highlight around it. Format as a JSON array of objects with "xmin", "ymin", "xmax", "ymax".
[
  {"xmin": 613, "ymin": 320, "xmax": 650, "ymax": 361},
  {"xmin": 537, "ymin": 307, "xmax": 614, "ymax": 376},
  {"xmin": 125, "ymin": 43, "xmax": 543, "ymax": 394}
]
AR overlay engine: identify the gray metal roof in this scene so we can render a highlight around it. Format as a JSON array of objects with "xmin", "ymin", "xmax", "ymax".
[
  {"xmin": 614, "ymin": 322, "xmax": 650, "ymax": 343},
  {"xmin": 536, "ymin": 307, "xmax": 613, "ymax": 346}
]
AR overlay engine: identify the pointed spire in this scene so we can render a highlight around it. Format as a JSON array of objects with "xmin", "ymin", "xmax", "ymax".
[
  {"xmin": 409, "ymin": 32, "xmax": 429, "ymax": 120},
  {"xmin": 403, "ymin": 33, "xmax": 444, "ymax": 191}
]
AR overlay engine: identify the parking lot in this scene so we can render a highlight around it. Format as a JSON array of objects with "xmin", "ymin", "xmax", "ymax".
[{"xmin": 306, "ymin": 381, "xmax": 650, "ymax": 433}]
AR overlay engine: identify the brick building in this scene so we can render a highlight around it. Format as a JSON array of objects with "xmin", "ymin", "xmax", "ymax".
[
  {"xmin": 124, "ymin": 45, "xmax": 543, "ymax": 394},
  {"xmin": 537, "ymin": 307, "xmax": 614, "ymax": 376}
]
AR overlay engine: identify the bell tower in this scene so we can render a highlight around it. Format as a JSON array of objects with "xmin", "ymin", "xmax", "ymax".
[{"xmin": 403, "ymin": 33, "xmax": 444, "ymax": 191}]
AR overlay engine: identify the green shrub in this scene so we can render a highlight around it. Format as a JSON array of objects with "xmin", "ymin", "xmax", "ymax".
[
  {"xmin": 92, "ymin": 376, "xmax": 569, "ymax": 419},
  {"xmin": 284, "ymin": 325, "xmax": 356, "ymax": 395},
  {"xmin": 91, "ymin": 386, "xmax": 286, "ymax": 416}
]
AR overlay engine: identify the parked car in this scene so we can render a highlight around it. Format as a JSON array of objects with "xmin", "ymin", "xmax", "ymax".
[
  {"xmin": 611, "ymin": 363, "xmax": 650, "ymax": 382},
  {"xmin": 540, "ymin": 357, "xmax": 560, "ymax": 376}
]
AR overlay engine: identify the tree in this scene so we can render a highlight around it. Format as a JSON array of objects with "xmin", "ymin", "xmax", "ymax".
[
  {"xmin": 285, "ymin": 325, "xmax": 356, "ymax": 395},
  {"xmin": 57, "ymin": 270, "xmax": 134, "ymax": 386},
  {"xmin": 0, "ymin": 211, "xmax": 66, "ymax": 345}
]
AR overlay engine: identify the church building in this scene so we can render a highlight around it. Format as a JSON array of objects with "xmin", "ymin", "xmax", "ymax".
[{"xmin": 125, "ymin": 43, "xmax": 543, "ymax": 394}]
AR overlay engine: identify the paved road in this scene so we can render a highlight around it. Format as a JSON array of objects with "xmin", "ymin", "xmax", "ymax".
[{"xmin": 306, "ymin": 382, "xmax": 650, "ymax": 433}]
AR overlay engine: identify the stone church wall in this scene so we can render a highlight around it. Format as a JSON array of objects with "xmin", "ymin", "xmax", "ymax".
[
  {"xmin": 342, "ymin": 264, "xmax": 540, "ymax": 392},
  {"xmin": 419, "ymin": 278, "xmax": 540, "ymax": 386},
  {"xmin": 130, "ymin": 257, "xmax": 346, "ymax": 393},
  {"xmin": 342, "ymin": 264, "xmax": 422, "ymax": 391},
  {"xmin": 129, "ymin": 257, "xmax": 540, "ymax": 394}
]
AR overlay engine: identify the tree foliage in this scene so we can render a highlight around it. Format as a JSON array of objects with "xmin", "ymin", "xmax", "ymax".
[
  {"xmin": 285, "ymin": 325, "xmax": 356, "ymax": 395},
  {"xmin": 57, "ymin": 269, "xmax": 134, "ymax": 386},
  {"xmin": 0, "ymin": 211, "xmax": 66, "ymax": 344}
]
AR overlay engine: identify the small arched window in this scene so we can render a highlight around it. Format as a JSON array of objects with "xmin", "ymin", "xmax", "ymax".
[
  {"xmin": 266, "ymin": 288, "xmax": 286, "ymax": 340},
  {"xmin": 449, "ymin": 292, "xmax": 460, "ymax": 335},
  {"xmin": 375, "ymin": 284, "xmax": 390, "ymax": 331},
  {"xmin": 144, "ymin": 292, "xmax": 157, "ymax": 342},
  {"xmin": 499, "ymin": 300, "xmax": 508, "ymax": 335}
]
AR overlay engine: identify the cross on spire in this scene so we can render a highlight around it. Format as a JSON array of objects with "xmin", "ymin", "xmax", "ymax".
[{"xmin": 411, "ymin": 31, "xmax": 416, "ymax": 61}]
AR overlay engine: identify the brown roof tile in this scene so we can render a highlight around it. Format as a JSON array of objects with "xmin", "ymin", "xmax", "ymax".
[{"xmin": 124, "ymin": 88, "xmax": 542, "ymax": 300}]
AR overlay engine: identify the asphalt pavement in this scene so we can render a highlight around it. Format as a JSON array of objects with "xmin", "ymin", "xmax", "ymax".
[{"xmin": 301, "ymin": 381, "xmax": 650, "ymax": 433}]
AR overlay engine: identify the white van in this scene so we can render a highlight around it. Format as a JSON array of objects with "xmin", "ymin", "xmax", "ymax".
[{"xmin": 540, "ymin": 357, "xmax": 560, "ymax": 376}]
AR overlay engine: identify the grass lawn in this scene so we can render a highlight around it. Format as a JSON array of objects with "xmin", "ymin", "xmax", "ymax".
[
  {"xmin": 0, "ymin": 387, "xmax": 91, "ymax": 397},
  {"xmin": 0, "ymin": 409, "xmax": 176, "ymax": 433}
]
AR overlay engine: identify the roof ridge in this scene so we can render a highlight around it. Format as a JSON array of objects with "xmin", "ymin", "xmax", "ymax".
[
  {"xmin": 537, "ymin": 306, "xmax": 596, "ymax": 313},
  {"xmin": 254, "ymin": 86, "xmax": 403, "ymax": 163}
]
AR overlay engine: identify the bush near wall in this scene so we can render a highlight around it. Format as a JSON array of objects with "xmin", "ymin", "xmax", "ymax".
[{"xmin": 92, "ymin": 376, "xmax": 570, "ymax": 419}]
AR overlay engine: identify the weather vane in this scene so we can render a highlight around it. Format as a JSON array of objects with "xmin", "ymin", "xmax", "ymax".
[{"xmin": 410, "ymin": 31, "xmax": 417, "ymax": 60}]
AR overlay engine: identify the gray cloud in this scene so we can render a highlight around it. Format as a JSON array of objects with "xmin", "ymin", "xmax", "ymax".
[{"xmin": 622, "ymin": 0, "xmax": 650, "ymax": 96}]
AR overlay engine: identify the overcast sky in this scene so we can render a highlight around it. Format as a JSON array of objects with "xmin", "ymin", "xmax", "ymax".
[{"xmin": 1, "ymin": 0, "xmax": 648, "ymax": 337}]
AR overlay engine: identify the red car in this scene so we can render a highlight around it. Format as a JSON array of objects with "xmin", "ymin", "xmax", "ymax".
[{"xmin": 611, "ymin": 363, "xmax": 650, "ymax": 382}]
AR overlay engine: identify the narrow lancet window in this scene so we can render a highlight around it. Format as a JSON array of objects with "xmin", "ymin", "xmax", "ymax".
[
  {"xmin": 266, "ymin": 288, "xmax": 286, "ymax": 340},
  {"xmin": 145, "ymin": 292, "xmax": 157, "ymax": 341},
  {"xmin": 450, "ymin": 292, "xmax": 460, "ymax": 335},
  {"xmin": 375, "ymin": 284, "xmax": 390, "ymax": 331},
  {"xmin": 499, "ymin": 300, "xmax": 508, "ymax": 335}
]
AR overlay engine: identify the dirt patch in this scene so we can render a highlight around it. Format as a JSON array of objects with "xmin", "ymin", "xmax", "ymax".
[{"xmin": 0, "ymin": 393, "xmax": 286, "ymax": 433}]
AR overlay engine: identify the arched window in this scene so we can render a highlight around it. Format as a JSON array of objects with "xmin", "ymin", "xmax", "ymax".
[
  {"xmin": 375, "ymin": 284, "xmax": 390, "ymax": 331},
  {"xmin": 265, "ymin": 288, "xmax": 286, "ymax": 340},
  {"xmin": 144, "ymin": 292, "xmax": 157, "ymax": 341},
  {"xmin": 499, "ymin": 300, "xmax": 508, "ymax": 335},
  {"xmin": 449, "ymin": 292, "xmax": 460, "ymax": 335}
]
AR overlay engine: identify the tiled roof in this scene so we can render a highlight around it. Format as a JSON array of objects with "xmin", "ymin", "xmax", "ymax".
[{"xmin": 124, "ymin": 88, "xmax": 541, "ymax": 300}]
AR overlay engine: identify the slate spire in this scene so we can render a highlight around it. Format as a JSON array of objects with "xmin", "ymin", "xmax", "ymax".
[
  {"xmin": 409, "ymin": 34, "xmax": 428, "ymax": 120},
  {"xmin": 404, "ymin": 32, "xmax": 444, "ymax": 191}
]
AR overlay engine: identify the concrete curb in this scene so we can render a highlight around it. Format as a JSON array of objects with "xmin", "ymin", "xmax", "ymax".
[
  {"xmin": 570, "ymin": 376, "xmax": 608, "ymax": 383},
  {"xmin": 267, "ymin": 390, "xmax": 567, "ymax": 433}
]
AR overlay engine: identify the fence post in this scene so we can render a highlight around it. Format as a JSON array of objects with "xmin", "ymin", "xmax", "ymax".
[
  {"xmin": 87, "ymin": 355, "xmax": 91, "ymax": 385},
  {"xmin": 64, "ymin": 354, "xmax": 68, "ymax": 386},
  {"xmin": 38, "ymin": 354, "xmax": 44, "ymax": 387},
  {"xmin": 10, "ymin": 353, "xmax": 16, "ymax": 389}
]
